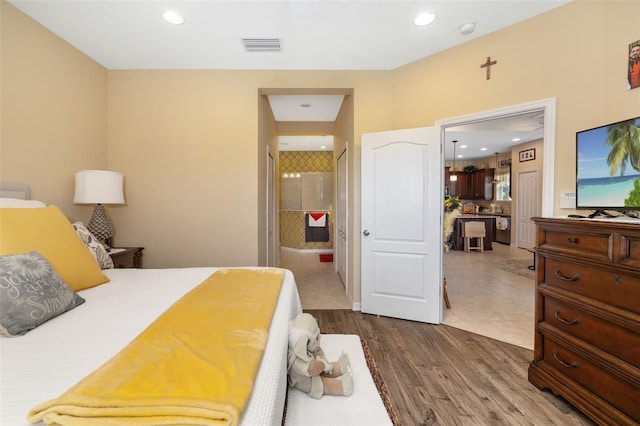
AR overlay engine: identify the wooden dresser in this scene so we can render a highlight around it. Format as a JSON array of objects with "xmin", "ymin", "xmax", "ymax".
[{"xmin": 528, "ymin": 217, "xmax": 640, "ymax": 425}]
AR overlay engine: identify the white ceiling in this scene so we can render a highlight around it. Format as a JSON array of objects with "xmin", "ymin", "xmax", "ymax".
[
  {"xmin": 268, "ymin": 95, "xmax": 344, "ymax": 122},
  {"xmin": 444, "ymin": 111, "xmax": 545, "ymax": 160},
  {"xmin": 10, "ymin": 0, "xmax": 559, "ymax": 154},
  {"xmin": 9, "ymin": 0, "xmax": 570, "ymax": 71}
]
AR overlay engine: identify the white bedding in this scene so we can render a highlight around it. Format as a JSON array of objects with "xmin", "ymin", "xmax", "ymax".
[{"xmin": 0, "ymin": 267, "xmax": 302, "ymax": 426}]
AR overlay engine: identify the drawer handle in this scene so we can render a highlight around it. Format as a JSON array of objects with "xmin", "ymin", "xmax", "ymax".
[
  {"xmin": 553, "ymin": 310, "xmax": 580, "ymax": 325},
  {"xmin": 615, "ymin": 275, "xmax": 622, "ymax": 285},
  {"xmin": 554, "ymin": 268, "xmax": 581, "ymax": 282},
  {"xmin": 566, "ymin": 237, "xmax": 577, "ymax": 244},
  {"xmin": 552, "ymin": 349, "xmax": 579, "ymax": 368}
]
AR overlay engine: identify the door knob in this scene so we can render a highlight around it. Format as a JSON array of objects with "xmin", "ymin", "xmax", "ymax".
[{"xmin": 363, "ymin": 230, "xmax": 370, "ymax": 236}]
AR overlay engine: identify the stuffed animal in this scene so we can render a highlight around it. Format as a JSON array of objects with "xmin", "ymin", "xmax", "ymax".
[{"xmin": 287, "ymin": 313, "xmax": 353, "ymax": 399}]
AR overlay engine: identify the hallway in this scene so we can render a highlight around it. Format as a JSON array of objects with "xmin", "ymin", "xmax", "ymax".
[
  {"xmin": 280, "ymin": 243, "xmax": 535, "ymax": 349},
  {"xmin": 279, "ymin": 249, "xmax": 351, "ymax": 310}
]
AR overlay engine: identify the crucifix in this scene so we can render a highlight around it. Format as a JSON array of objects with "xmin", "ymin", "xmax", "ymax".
[{"xmin": 480, "ymin": 56, "xmax": 497, "ymax": 80}]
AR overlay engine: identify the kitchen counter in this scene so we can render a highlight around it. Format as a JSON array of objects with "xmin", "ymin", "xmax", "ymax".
[{"xmin": 462, "ymin": 212, "xmax": 511, "ymax": 218}]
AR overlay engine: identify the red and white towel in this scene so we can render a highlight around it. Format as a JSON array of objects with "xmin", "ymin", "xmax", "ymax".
[{"xmin": 308, "ymin": 213, "xmax": 327, "ymax": 227}]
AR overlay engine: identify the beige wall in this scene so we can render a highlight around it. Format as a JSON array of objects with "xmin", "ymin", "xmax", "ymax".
[
  {"xmin": 2, "ymin": 1, "xmax": 640, "ymax": 301},
  {"xmin": 105, "ymin": 71, "xmax": 391, "ymax": 268},
  {"xmin": 390, "ymin": 0, "xmax": 640, "ymax": 215},
  {"xmin": 1, "ymin": 2, "xmax": 108, "ymax": 221}
]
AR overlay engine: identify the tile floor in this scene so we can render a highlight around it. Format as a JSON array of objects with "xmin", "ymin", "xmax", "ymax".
[
  {"xmin": 442, "ymin": 242, "xmax": 535, "ymax": 349},
  {"xmin": 279, "ymin": 242, "xmax": 535, "ymax": 349},
  {"xmin": 279, "ymin": 249, "xmax": 352, "ymax": 310}
]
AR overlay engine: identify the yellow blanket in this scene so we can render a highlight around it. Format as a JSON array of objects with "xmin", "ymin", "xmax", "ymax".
[{"xmin": 28, "ymin": 269, "xmax": 284, "ymax": 426}]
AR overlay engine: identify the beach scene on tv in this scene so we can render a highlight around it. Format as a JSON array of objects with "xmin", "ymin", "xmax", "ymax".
[{"xmin": 576, "ymin": 117, "xmax": 640, "ymax": 209}]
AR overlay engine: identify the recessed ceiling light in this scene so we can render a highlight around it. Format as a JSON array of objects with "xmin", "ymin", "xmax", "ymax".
[
  {"xmin": 320, "ymin": 145, "xmax": 327, "ymax": 150},
  {"xmin": 460, "ymin": 145, "xmax": 468, "ymax": 149},
  {"xmin": 512, "ymin": 138, "xmax": 521, "ymax": 142},
  {"xmin": 414, "ymin": 13, "xmax": 436, "ymax": 26},
  {"xmin": 162, "ymin": 11, "xmax": 184, "ymax": 25},
  {"xmin": 480, "ymin": 147, "xmax": 488, "ymax": 151}
]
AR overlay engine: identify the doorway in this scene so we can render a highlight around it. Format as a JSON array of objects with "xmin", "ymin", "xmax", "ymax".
[{"xmin": 437, "ymin": 98, "xmax": 555, "ymax": 347}]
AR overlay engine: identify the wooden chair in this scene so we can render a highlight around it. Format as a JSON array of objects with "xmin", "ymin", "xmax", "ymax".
[{"xmin": 463, "ymin": 221, "xmax": 485, "ymax": 252}]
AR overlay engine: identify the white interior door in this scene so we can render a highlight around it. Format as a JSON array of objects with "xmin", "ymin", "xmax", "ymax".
[
  {"xmin": 336, "ymin": 148, "xmax": 348, "ymax": 288},
  {"xmin": 517, "ymin": 169, "xmax": 538, "ymax": 249},
  {"xmin": 361, "ymin": 127, "xmax": 442, "ymax": 323}
]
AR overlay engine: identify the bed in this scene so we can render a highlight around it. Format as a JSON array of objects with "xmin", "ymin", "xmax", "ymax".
[{"xmin": 0, "ymin": 193, "xmax": 302, "ymax": 426}]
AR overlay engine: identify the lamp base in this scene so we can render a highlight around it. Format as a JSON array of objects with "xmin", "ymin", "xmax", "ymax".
[{"xmin": 87, "ymin": 204, "xmax": 113, "ymax": 248}]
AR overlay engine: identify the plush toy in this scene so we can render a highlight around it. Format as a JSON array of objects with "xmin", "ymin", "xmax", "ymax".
[{"xmin": 287, "ymin": 313, "xmax": 353, "ymax": 399}]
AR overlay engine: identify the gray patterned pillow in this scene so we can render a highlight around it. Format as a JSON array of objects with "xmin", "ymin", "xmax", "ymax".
[
  {"xmin": 0, "ymin": 251, "xmax": 86, "ymax": 337},
  {"xmin": 72, "ymin": 222, "xmax": 114, "ymax": 269}
]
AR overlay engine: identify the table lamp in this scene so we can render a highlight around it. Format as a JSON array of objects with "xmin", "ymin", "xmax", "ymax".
[{"xmin": 73, "ymin": 170, "xmax": 125, "ymax": 248}]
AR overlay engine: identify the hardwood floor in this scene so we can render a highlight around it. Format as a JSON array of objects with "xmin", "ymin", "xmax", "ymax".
[
  {"xmin": 281, "ymin": 247, "xmax": 596, "ymax": 424},
  {"xmin": 306, "ymin": 309, "xmax": 596, "ymax": 426}
]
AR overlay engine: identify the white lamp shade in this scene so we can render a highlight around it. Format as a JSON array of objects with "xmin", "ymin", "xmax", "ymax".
[{"xmin": 73, "ymin": 170, "xmax": 125, "ymax": 204}]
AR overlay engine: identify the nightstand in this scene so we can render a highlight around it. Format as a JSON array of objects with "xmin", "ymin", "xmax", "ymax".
[{"xmin": 109, "ymin": 247, "xmax": 144, "ymax": 269}]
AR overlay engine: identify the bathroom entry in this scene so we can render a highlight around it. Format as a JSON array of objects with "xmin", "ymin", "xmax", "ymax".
[{"xmin": 278, "ymin": 141, "xmax": 334, "ymax": 252}]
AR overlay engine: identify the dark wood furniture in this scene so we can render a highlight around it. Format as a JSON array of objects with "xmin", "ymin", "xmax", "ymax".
[
  {"xmin": 109, "ymin": 247, "xmax": 144, "ymax": 269},
  {"xmin": 529, "ymin": 217, "xmax": 640, "ymax": 425},
  {"xmin": 446, "ymin": 167, "xmax": 469, "ymax": 198},
  {"xmin": 468, "ymin": 168, "xmax": 494, "ymax": 200},
  {"xmin": 445, "ymin": 167, "xmax": 495, "ymax": 200},
  {"xmin": 452, "ymin": 217, "xmax": 494, "ymax": 251}
]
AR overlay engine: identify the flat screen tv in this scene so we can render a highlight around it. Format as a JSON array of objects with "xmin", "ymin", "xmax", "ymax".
[{"xmin": 576, "ymin": 116, "xmax": 640, "ymax": 216}]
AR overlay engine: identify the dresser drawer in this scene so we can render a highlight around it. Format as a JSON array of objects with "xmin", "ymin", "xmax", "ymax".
[
  {"xmin": 544, "ymin": 296, "xmax": 640, "ymax": 366},
  {"xmin": 620, "ymin": 232, "xmax": 640, "ymax": 269},
  {"xmin": 544, "ymin": 257, "xmax": 640, "ymax": 315},
  {"xmin": 542, "ymin": 337, "xmax": 640, "ymax": 421},
  {"xmin": 541, "ymin": 229, "xmax": 612, "ymax": 261}
]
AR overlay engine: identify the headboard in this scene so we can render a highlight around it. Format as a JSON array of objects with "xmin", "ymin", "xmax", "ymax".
[{"xmin": 0, "ymin": 182, "xmax": 30, "ymax": 199}]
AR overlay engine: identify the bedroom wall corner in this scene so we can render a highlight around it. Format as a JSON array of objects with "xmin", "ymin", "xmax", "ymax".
[{"xmin": 1, "ymin": 2, "xmax": 108, "ymax": 218}]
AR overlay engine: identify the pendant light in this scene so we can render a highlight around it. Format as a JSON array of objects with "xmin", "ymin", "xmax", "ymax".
[
  {"xmin": 492, "ymin": 152, "xmax": 499, "ymax": 184},
  {"xmin": 450, "ymin": 140, "xmax": 458, "ymax": 181}
]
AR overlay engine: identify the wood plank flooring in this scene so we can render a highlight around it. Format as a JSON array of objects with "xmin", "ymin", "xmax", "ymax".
[{"xmin": 306, "ymin": 309, "xmax": 596, "ymax": 426}]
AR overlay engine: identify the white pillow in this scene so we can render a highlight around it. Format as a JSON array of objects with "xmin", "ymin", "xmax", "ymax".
[
  {"xmin": 0, "ymin": 198, "xmax": 46, "ymax": 208},
  {"xmin": 72, "ymin": 222, "xmax": 114, "ymax": 269}
]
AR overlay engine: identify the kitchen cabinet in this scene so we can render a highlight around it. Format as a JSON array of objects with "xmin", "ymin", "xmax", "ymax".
[
  {"xmin": 446, "ymin": 167, "xmax": 469, "ymax": 198},
  {"xmin": 445, "ymin": 168, "xmax": 494, "ymax": 200},
  {"xmin": 469, "ymin": 168, "xmax": 495, "ymax": 200}
]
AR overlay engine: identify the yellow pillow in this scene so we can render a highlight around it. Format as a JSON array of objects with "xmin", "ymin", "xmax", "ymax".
[{"xmin": 0, "ymin": 205, "xmax": 109, "ymax": 290}]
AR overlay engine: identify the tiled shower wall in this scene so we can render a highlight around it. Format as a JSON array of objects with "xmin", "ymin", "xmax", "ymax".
[{"xmin": 280, "ymin": 151, "xmax": 333, "ymax": 250}]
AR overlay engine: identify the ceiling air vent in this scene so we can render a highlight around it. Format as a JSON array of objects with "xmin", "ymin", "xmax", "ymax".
[{"xmin": 242, "ymin": 38, "xmax": 281, "ymax": 52}]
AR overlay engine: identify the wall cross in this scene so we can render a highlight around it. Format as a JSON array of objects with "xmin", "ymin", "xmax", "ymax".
[{"xmin": 480, "ymin": 56, "xmax": 497, "ymax": 80}]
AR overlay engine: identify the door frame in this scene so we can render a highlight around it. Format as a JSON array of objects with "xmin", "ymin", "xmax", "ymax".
[
  {"xmin": 436, "ymin": 98, "xmax": 556, "ymax": 217},
  {"xmin": 266, "ymin": 147, "xmax": 276, "ymax": 267},
  {"xmin": 335, "ymin": 147, "xmax": 348, "ymax": 293}
]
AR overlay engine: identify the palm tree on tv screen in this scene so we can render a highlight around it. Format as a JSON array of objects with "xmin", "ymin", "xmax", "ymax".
[
  {"xmin": 605, "ymin": 119, "xmax": 640, "ymax": 176},
  {"xmin": 605, "ymin": 118, "xmax": 640, "ymax": 207}
]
